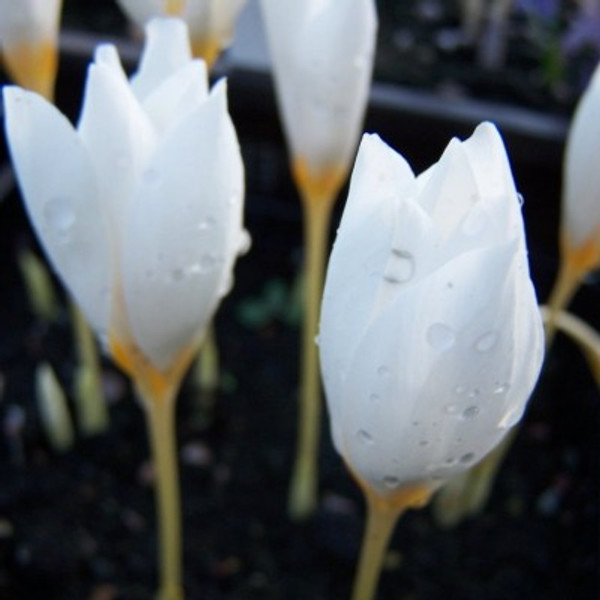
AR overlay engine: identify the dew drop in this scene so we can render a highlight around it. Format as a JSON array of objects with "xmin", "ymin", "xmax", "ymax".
[
  {"xmin": 377, "ymin": 365, "xmax": 391, "ymax": 378},
  {"xmin": 44, "ymin": 196, "xmax": 75, "ymax": 234},
  {"xmin": 383, "ymin": 249, "xmax": 414, "ymax": 284},
  {"xmin": 198, "ymin": 216, "xmax": 216, "ymax": 231},
  {"xmin": 419, "ymin": 439, "xmax": 429, "ymax": 446},
  {"xmin": 462, "ymin": 406, "xmax": 480, "ymax": 420},
  {"xmin": 426, "ymin": 323, "xmax": 456, "ymax": 351},
  {"xmin": 454, "ymin": 385, "xmax": 466, "ymax": 395},
  {"xmin": 356, "ymin": 429, "xmax": 374, "ymax": 445},
  {"xmin": 443, "ymin": 404, "xmax": 459, "ymax": 415},
  {"xmin": 199, "ymin": 253, "xmax": 216, "ymax": 272},
  {"xmin": 460, "ymin": 452, "xmax": 475, "ymax": 464},
  {"xmin": 493, "ymin": 382, "xmax": 510, "ymax": 395},
  {"xmin": 382, "ymin": 475, "xmax": 400, "ymax": 489},
  {"xmin": 170, "ymin": 267, "xmax": 185, "ymax": 282},
  {"xmin": 475, "ymin": 331, "xmax": 498, "ymax": 353},
  {"xmin": 237, "ymin": 229, "xmax": 252, "ymax": 255},
  {"xmin": 517, "ymin": 193, "xmax": 524, "ymax": 206}
]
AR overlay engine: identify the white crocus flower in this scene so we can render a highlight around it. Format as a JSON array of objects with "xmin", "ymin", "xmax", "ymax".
[
  {"xmin": 260, "ymin": 0, "xmax": 377, "ymax": 183},
  {"xmin": 0, "ymin": 0, "xmax": 62, "ymax": 98},
  {"xmin": 3, "ymin": 17, "xmax": 247, "ymax": 378},
  {"xmin": 116, "ymin": 0, "xmax": 247, "ymax": 68},
  {"xmin": 319, "ymin": 122, "xmax": 544, "ymax": 498},
  {"xmin": 560, "ymin": 61, "xmax": 600, "ymax": 275}
]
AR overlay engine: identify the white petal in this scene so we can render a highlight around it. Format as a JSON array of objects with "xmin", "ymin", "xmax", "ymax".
[
  {"xmin": 141, "ymin": 59, "xmax": 208, "ymax": 134},
  {"xmin": 562, "ymin": 63, "xmax": 600, "ymax": 246},
  {"xmin": 185, "ymin": 0, "xmax": 247, "ymax": 47},
  {"xmin": 77, "ymin": 56, "xmax": 157, "ymax": 240},
  {"xmin": 417, "ymin": 137, "xmax": 479, "ymax": 239},
  {"xmin": 121, "ymin": 80, "xmax": 244, "ymax": 370},
  {"xmin": 114, "ymin": 0, "xmax": 163, "ymax": 27},
  {"xmin": 0, "ymin": 0, "xmax": 61, "ymax": 43},
  {"xmin": 130, "ymin": 17, "xmax": 193, "ymax": 101},
  {"xmin": 261, "ymin": 0, "xmax": 377, "ymax": 171},
  {"xmin": 331, "ymin": 240, "xmax": 542, "ymax": 494},
  {"xmin": 3, "ymin": 87, "xmax": 112, "ymax": 336}
]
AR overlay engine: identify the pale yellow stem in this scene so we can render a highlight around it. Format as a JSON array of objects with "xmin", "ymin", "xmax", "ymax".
[
  {"xmin": 71, "ymin": 302, "xmax": 109, "ymax": 436},
  {"xmin": 352, "ymin": 484, "xmax": 432, "ymax": 600},
  {"xmin": 546, "ymin": 232, "xmax": 600, "ymax": 348},
  {"xmin": 287, "ymin": 159, "xmax": 346, "ymax": 520},
  {"xmin": 541, "ymin": 305, "xmax": 600, "ymax": 386},
  {"xmin": 110, "ymin": 337, "xmax": 196, "ymax": 600},
  {"xmin": 140, "ymin": 378, "xmax": 183, "ymax": 600}
]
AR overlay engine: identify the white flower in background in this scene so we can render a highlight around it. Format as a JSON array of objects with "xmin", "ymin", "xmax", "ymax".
[
  {"xmin": 260, "ymin": 0, "xmax": 377, "ymax": 180},
  {"xmin": 561, "ymin": 60, "xmax": 600, "ymax": 273},
  {"xmin": 116, "ymin": 0, "xmax": 247, "ymax": 67},
  {"xmin": 0, "ymin": 0, "xmax": 62, "ymax": 98},
  {"xmin": 319, "ymin": 122, "xmax": 544, "ymax": 497},
  {"xmin": 3, "ymin": 18, "xmax": 247, "ymax": 375}
]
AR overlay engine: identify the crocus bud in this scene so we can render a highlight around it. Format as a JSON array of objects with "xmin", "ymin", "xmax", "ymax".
[
  {"xmin": 560, "ymin": 61, "xmax": 600, "ymax": 275},
  {"xmin": 115, "ymin": 0, "xmax": 247, "ymax": 67},
  {"xmin": 319, "ymin": 122, "xmax": 544, "ymax": 497},
  {"xmin": 4, "ymin": 18, "xmax": 247, "ymax": 377},
  {"xmin": 0, "ymin": 0, "xmax": 62, "ymax": 99},
  {"xmin": 260, "ymin": 0, "xmax": 377, "ymax": 185}
]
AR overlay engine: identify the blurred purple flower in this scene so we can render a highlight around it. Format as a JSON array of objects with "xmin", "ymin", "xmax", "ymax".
[
  {"xmin": 562, "ymin": 0, "xmax": 600, "ymax": 56},
  {"xmin": 515, "ymin": 0, "xmax": 560, "ymax": 20}
]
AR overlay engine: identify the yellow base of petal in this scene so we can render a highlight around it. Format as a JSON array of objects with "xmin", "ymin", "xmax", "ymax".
[{"xmin": 2, "ymin": 39, "xmax": 58, "ymax": 101}]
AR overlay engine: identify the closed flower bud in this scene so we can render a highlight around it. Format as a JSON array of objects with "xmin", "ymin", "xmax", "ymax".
[
  {"xmin": 561, "ymin": 61, "xmax": 600, "ymax": 273},
  {"xmin": 4, "ymin": 18, "xmax": 247, "ymax": 376},
  {"xmin": 116, "ymin": 0, "xmax": 247, "ymax": 67},
  {"xmin": 0, "ymin": 0, "xmax": 62, "ymax": 98},
  {"xmin": 260, "ymin": 0, "xmax": 377, "ymax": 181},
  {"xmin": 319, "ymin": 122, "xmax": 544, "ymax": 497}
]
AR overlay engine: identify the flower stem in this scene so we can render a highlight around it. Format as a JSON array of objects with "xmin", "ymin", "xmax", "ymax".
[
  {"xmin": 287, "ymin": 159, "xmax": 345, "ymax": 520},
  {"xmin": 351, "ymin": 485, "xmax": 432, "ymax": 600},
  {"xmin": 139, "ymin": 376, "xmax": 184, "ymax": 600}
]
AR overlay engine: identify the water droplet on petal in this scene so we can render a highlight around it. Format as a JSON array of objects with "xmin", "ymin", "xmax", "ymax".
[
  {"xmin": 357, "ymin": 429, "xmax": 374, "ymax": 445},
  {"xmin": 43, "ymin": 196, "xmax": 75, "ymax": 234},
  {"xmin": 383, "ymin": 249, "xmax": 414, "ymax": 284},
  {"xmin": 444, "ymin": 404, "xmax": 459, "ymax": 415},
  {"xmin": 382, "ymin": 475, "xmax": 400, "ymax": 489},
  {"xmin": 475, "ymin": 331, "xmax": 498, "ymax": 352},
  {"xmin": 197, "ymin": 216, "xmax": 216, "ymax": 231},
  {"xmin": 460, "ymin": 452, "xmax": 475, "ymax": 464},
  {"xmin": 462, "ymin": 406, "xmax": 480, "ymax": 420},
  {"xmin": 170, "ymin": 267, "xmax": 185, "ymax": 282},
  {"xmin": 237, "ymin": 229, "xmax": 252, "ymax": 255},
  {"xmin": 200, "ymin": 253, "xmax": 216, "ymax": 272},
  {"xmin": 427, "ymin": 323, "xmax": 456, "ymax": 351},
  {"xmin": 419, "ymin": 439, "xmax": 429, "ymax": 446},
  {"xmin": 454, "ymin": 385, "xmax": 465, "ymax": 395},
  {"xmin": 493, "ymin": 382, "xmax": 510, "ymax": 395},
  {"xmin": 377, "ymin": 365, "xmax": 391, "ymax": 378},
  {"xmin": 517, "ymin": 193, "xmax": 524, "ymax": 206}
]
